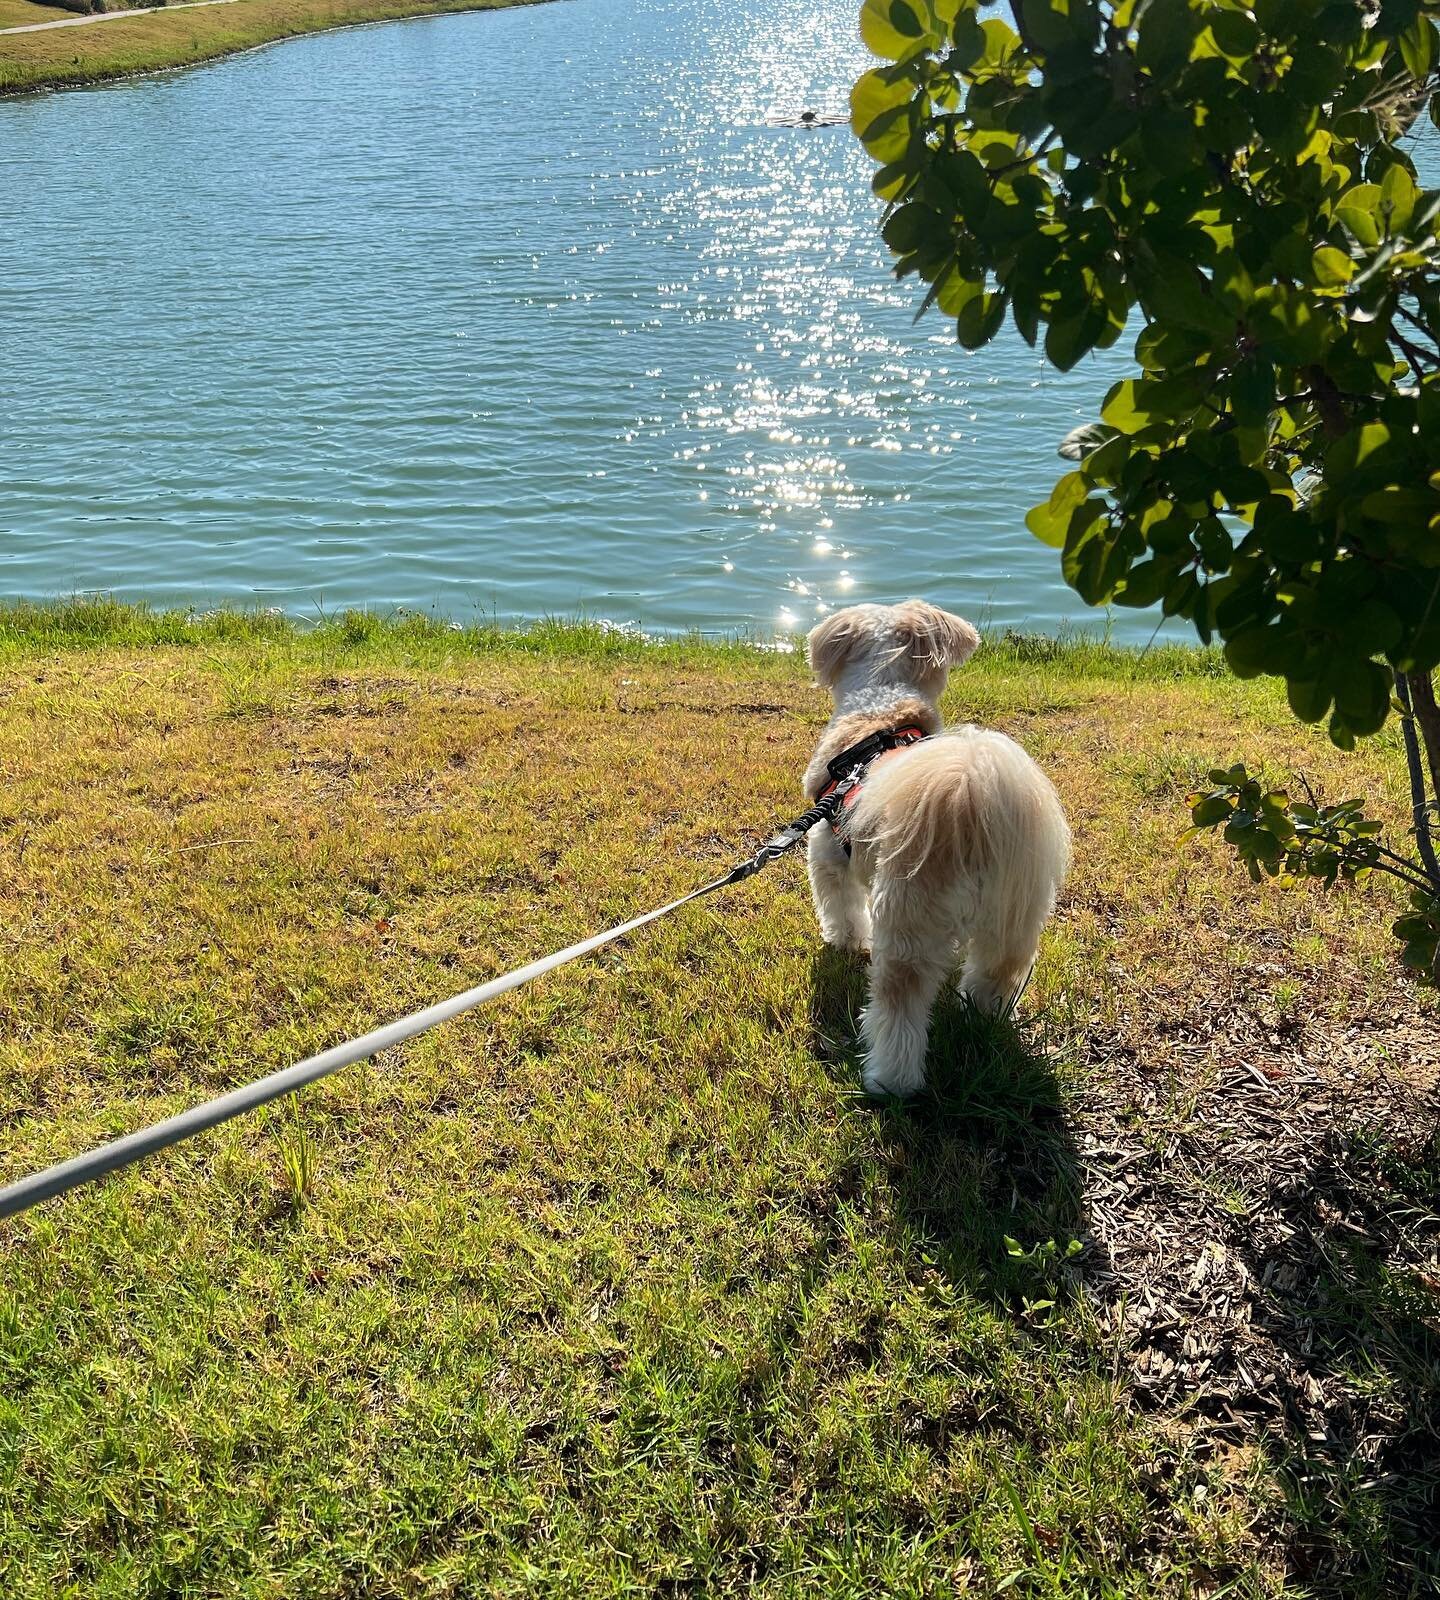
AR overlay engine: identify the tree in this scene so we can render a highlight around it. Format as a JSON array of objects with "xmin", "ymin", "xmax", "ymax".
[{"xmin": 850, "ymin": 0, "xmax": 1440, "ymax": 977}]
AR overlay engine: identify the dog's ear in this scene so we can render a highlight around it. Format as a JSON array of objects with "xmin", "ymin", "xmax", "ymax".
[
  {"xmin": 895, "ymin": 601, "xmax": 980, "ymax": 670},
  {"xmin": 808, "ymin": 609, "xmax": 865, "ymax": 686}
]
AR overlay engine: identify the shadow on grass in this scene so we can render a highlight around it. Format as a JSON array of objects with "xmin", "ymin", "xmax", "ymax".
[
  {"xmin": 809, "ymin": 945, "xmax": 1098, "ymax": 1301},
  {"xmin": 1239, "ymin": 1121, "xmax": 1440, "ymax": 1597},
  {"xmin": 811, "ymin": 948, "xmax": 1440, "ymax": 1594}
]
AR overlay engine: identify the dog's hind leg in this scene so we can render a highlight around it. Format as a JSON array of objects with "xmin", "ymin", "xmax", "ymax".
[
  {"xmin": 959, "ymin": 938, "xmax": 1036, "ymax": 1014},
  {"xmin": 807, "ymin": 828, "xmax": 871, "ymax": 951},
  {"xmin": 860, "ymin": 939, "xmax": 947, "ymax": 1097},
  {"xmin": 961, "ymin": 891, "xmax": 1049, "ymax": 1013}
]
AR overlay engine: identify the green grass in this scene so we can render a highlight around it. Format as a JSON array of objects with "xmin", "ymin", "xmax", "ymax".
[
  {"xmin": 0, "ymin": 600, "xmax": 1433, "ymax": 1596},
  {"xmin": 0, "ymin": 0, "xmax": 544, "ymax": 95}
]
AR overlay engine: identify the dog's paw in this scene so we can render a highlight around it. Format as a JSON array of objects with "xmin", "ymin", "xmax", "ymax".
[
  {"xmin": 958, "ymin": 975, "xmax": 1015, "ymax": 1015},
  {"xmin": 860, "ymin": 1058, "xmax": 925, "ymax": 1099}
]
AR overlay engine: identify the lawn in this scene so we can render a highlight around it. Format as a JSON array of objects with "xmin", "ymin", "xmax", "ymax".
[
  {"xmin": 0, "ymin": 599, "xmax": 1436, "ymax": 1597},
  {"xmin": 0, "ymin": 0, "xmax": 543, "ymax": 94},
  {"xmin": 0, "ymin": 1, "xmax": 93, "ymax": 31}
]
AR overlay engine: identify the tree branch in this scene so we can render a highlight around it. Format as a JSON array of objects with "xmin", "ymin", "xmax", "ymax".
[
  {"xmin": 1304, "ymin": 364, "xmax": 1350, "ymax": 440},
  {"xmin": 1391, "ymin": 324, "xmax": 1439, "ymax": 376}
]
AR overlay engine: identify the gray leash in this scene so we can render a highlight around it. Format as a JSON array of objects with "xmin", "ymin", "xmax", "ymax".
[{"xmin": 0, "ymin": 784, "xmax": 856, "ymax": 1223}]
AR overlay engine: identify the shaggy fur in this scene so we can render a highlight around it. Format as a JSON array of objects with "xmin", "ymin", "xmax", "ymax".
[{"xmin": 804, "ymin": 600, "xmax": 1070, "ymax": 1096}]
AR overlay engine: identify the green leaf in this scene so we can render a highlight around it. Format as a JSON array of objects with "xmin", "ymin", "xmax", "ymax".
[
  {"xmin": 935, "ymin": 271, "xmax": 983, "ymax": 316},
  {"xmin": 860, "ymin": 0, "xmax": 937, "ymax": 60},
  {"xmin": 1190, "ymin": 795, "xmax": 1232, "ymax": 827},
  {"xmin": 850, "ymin": 68, "xmax": 915, "ymax": 155},
  {"xmin": 1057, "ymin": 422, "xmax": 1119, "ymax": 462},
  {"xmin": 1229, "ymin": 358, "xmax": 1276, "ymax": 426},
  {"xmin": 1025, "ymin": 499, "xmax": 1068, "ymax": 548},
  {"xmin": 1044, "ymin": 310, "xmax": 1102, "ymax": 371},
  {"xmin": 871, "ymin": 161, "xmax": 914, "ymax": 202},
  {"xmin": 936, "ymin": 148, "xmax": 990, "ymax": 214},
  {"xmin": 1114, "ymin": 559, "xmax": 1169, "ymax": 608},
  {"xmin": 956, "ymin": 291, "xmax": 1006, "ymax": 349},
  {"xmin": 1380, "ymin": 162, "xmax": 1418, "ymax": 236},
  {"xmin": 1100, "ymin": 380, "xmax": 1149, "ymax": 433},
  {"xmin": 1399, "ymin": 16, "xmax": 1438, "ymax": 81},
  {"xmin": 1025, "ymin": 471, "xmax": 1088, "ymax": 547},
  {"xmin": 1141, "ymin": 258, "xmax": 1233, "ymax": 337},
  {"xmin": 1209, "ymin": 8, "xmax": 1258, "ymax": 59},
  {"xmin": 1336, "ymin": 183, "xmax": 1382, "ymax": 248},
  {"xmin": 1360, "ymin": 487, "xmax": 1435, "ymax": 528},
  {"xmin": 1312, "ymin": 245, "xmax": 1355, "ymax": 287},
  {"xmin": 1135, "ymin": 0, "xmax": 1196, "ymax": 78},
  {"xmin": 1346, "ymin": 598, "xmax": 1403, "ymax": 655},
  {"xmin": 882, "ymin": 202, "xmax": 932, "ymax": 254},
  {"xmin": 1287, "ymin": 678, "xmax": 1331, "ymax": 723},
  {"xmin": 976, "ymin": 16, "xmax": 1021, "ymax": 70},
  {"xmin": 1225, "ymin": 626, "xmax": 1279, "ymax": 679},
  {"xmin": 1333, "ymin": 658, "xmax": 1391, "ymax": 735},
  {"xmin": 888, "ymin": 0, "xmax": 925, "ymax": 39}
]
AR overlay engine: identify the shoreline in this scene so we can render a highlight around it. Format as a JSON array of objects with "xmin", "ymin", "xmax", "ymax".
[
  {"xmin": 0, "ymin": 596, "xmax": 1229, "ymax": 677},
  {"xmin": 0, "ymin": 0, "xmax": 550, "ymax": 97}
]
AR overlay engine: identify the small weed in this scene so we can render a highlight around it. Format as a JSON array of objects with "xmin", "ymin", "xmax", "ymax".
[
  {"xmin": 100, "ymin": 998, "xmax": 221, "ymax": 1081},
  {"xmin": 273, "ymin": 1101, "xmax": 318, "ymax": 1208},
  {"xmin": 207, "ymin": 656, "xmax": 284, "ymax": 719}
]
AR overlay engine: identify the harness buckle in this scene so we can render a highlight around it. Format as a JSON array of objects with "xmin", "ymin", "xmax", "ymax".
[{"xmin": 825, "ymin": 731, "xmax": 890, "ymax": 783}]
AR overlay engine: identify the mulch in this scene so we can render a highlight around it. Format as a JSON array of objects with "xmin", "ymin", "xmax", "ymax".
[{"xmin": 1069, "ymin": 998, "xmax": 1440, "ymax": 1588}]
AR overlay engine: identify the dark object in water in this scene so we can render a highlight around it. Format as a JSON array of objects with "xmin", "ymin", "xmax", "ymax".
[{"xmin": 770, "ymin": 109, "xmax": 846, "ymax": 128}]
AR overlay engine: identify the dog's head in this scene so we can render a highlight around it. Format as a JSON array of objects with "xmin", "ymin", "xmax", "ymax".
[{"xmin": 807, "ymin": 600, "xmax": 979, "ymax": 700}]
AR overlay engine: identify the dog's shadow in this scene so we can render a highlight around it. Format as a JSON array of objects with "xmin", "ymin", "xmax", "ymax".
[{"xmin": 810, "ymin": 946, "xmax": 1096, "ymax": 1299}]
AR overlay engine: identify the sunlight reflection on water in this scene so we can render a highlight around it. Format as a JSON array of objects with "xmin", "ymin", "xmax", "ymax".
[{"xmin": 2, "ymin": 0, "xmax": 1145, "ymax": 637}]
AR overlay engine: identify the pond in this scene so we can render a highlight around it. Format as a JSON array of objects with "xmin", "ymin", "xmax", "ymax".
[{"xmin": 2, "ymin": 0, "xmax": 1154, "ymax": 639}]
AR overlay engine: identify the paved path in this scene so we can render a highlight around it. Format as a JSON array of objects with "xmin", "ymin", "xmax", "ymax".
[{"xmin": 0, "ymin": 0, "xmax": 235, "ymax": 35}]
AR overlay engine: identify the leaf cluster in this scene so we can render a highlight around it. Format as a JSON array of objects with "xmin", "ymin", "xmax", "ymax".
[
  {"xmin": 853, "ymin": 0, "xmax": 1440, "ymax": 747},
  {"xmin": 1185, "ymin": 761, "xmax": 1440, "ymax": 976}
]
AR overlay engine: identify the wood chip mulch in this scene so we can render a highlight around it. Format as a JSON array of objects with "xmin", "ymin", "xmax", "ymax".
[{"xmin": 1067, "ymin": 997, "xmax": 1440, "ymax": 1587}]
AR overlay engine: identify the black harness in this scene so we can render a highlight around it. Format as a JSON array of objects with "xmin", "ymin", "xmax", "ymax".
[
  {"xmin": 718, "ymin": 723, "xmax": 931, "ymax": 886},
  {"xmin": 814, "ymin": 723, "xmax": 929, "ymax": 856}
]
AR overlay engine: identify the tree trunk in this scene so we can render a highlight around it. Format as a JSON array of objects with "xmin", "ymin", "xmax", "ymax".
[
  {"xmin": 1396, "ymin": 669, "xmax": 1440, "ymax": 890},
  {"xmin": 1404, "ymin": 670, "xmax": 1440, "ymax": 797}
]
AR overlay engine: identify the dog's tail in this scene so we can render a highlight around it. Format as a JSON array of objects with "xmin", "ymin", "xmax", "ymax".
[{"xmin": 848, "ymin": 725, "xmax": 1070, "ymax": 936}]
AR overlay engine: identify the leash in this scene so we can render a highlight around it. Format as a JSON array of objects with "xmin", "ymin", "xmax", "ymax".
[{"xmin": 0, "ymin": 779, "xmax": 867, "ymax": 1224}]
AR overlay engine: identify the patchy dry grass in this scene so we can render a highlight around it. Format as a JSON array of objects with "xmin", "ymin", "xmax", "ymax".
[
  {"xmin": 0, "ymin": 0, "xmax": 542, "ymax": 95},
  {"xmin": 0, "ymin": 600, "xmax": 1436, "ymax": 1597}
]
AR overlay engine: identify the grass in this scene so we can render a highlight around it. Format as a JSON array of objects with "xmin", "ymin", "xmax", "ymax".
[
  {"xmin": 0, "ymin": 599, "xmax": 1436, "ymax": 1597},
  {"xmin": 0, "ymin": 0, "xmax": 544, "ymax": 95},
  {"xmin": 0, "ymin": 1, "xmax": 90, "ymax": 30}
]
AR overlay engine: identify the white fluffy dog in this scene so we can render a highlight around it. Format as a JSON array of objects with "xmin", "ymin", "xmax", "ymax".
[{"xmin": 804, "ymin": 600, "xmax": 1070, "ymax": 1097}]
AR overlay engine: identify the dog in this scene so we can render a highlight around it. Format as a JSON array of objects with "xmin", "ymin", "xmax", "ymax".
[{"xmin": 804, "ymin": 600, "xmax": 1070, "ymax": 1097}]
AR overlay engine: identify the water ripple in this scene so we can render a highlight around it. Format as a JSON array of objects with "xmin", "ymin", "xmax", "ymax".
[{"xmin": 1, "ymin": 0, "xmax": 1136, "ymax": 635}]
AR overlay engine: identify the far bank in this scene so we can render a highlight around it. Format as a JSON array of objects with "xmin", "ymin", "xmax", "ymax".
[{"xmin": 0, "ymin": 0, "xmax": 547, "ymax": 95}]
